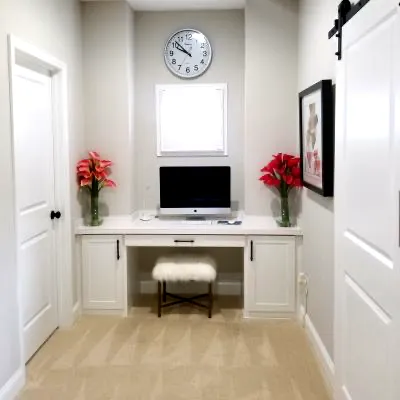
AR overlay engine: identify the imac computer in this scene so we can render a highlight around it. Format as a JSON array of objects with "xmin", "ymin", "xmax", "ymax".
[{"xmin": 159, "ymin": 166, "xmax": 231, "ymax": 217}]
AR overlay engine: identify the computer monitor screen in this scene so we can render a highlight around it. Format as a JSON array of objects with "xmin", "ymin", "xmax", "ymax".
[{"xmin": 159, "ymin": 166, "xmax": 231, "ymax": 216}]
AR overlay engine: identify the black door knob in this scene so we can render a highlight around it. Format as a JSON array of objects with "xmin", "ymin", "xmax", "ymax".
[{"xmin": 50, "ymin": 210, "xmax": 61, "ymax": 220}]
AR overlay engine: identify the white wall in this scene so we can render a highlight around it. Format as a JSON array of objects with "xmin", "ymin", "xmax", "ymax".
[
  {"xmin": 298, "ymin": 0, "xmax": 337, "ymax": 360},
  {"xmin": 82, "ymin": 1, "xmax": 135, "ymax": 215},
  {"xmin": 134, "ymin": 10, "xmax": 245, "ymax": 210},
  {"xmin": 0, "ymin": 0, "xmax": 84, "ymax": 394},
  {"xmin": 244, "ymin": 0, "xmax": 299, "ymax": 216}
]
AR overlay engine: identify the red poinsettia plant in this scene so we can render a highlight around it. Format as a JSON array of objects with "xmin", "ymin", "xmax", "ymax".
[
  {"xmin": 260, "ymin": 153, "xmax": 302, "ymax": 196},
  {"xmin": 76, "ymin": 151, "xmax": 116, "ymax": 191},
  {"xmin": 76, "ymin": 151, "xmax": 116, "ymax": 226},
  {"xmin": 260, "ymin": 153, "xmax": 302, "ymax": 227}
]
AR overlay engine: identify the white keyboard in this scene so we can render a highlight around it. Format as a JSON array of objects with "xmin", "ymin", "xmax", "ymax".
[{"xmin": 175, "ymin": 220, "xmax": 214, "ymax": 225}]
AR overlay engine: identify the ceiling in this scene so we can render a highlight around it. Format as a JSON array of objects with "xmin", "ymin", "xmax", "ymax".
[{"xmin": 81, "ymin": 0, "xmax": 246, "ymax": 11}]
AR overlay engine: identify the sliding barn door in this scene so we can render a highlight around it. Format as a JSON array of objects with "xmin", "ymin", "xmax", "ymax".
[{"xmin": 335, "ymin": 1, "xmax": 400, "ymax": 400}]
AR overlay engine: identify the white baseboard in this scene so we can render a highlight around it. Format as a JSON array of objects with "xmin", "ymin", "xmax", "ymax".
[
  {"xmin": 300, "ymin": 306, "xmax": 335, "ymax": 398},
  {"xmin": 140, "ymin": 274, "xmax": 242, "ymax": 296},
  {"xmin": 0, "ymin": 367, "xmax": 25, "ymax": 400}
]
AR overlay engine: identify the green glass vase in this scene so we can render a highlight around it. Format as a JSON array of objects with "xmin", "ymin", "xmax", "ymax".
[
  {"xmin": 90, "ymin": 180, "xmax": 101, "ymax": 226},
  {"xmin": 278, "ymin": 196, "xmax": 291, "ymax": 227}
]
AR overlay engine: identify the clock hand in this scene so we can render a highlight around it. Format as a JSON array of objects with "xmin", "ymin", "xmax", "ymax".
[{"xmin": 174, "ymin": 41, "xmax": 192, "ymax": 57}]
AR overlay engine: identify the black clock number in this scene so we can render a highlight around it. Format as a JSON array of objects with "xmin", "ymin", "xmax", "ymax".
[
  {"xmin": 186, "ymin": 67, "xmax": 190, "ymax": 74},
  {"xmin": 194, "ymin": 65, "xmax": 199, "ymax": 72},
  {"xmin": 172, "ymin": 59, "xmax": 176, "ymax": 65},
  {"xmin": 200, "ymin": 43, "xmax": 205, "ymax": 49},
  {"xmin": 178, "ymin": 65, "xmax": 182, "ymax": 70},
  {"xmin": 185, "ymin": 33, "xmax": 192, "ymax": 40},
  {"xmin": 203, "ymin": 51, "xmax": 208, "ymax": 57},
  {"xmin": 169, "ymin": 51, "xmax": 174, "ymax": 56},
  {"xmin": 200, "ymin": 59, "xmax": 205, "ymax": 64},
  {"xmin": 178, "ymin": 36, "xmax": 184, "ymax": 42}
]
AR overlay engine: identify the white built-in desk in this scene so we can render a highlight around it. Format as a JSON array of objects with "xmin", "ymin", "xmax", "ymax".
[{"xmin": 75, "ymin": 214, "xmax": 302, "ymax": 319}]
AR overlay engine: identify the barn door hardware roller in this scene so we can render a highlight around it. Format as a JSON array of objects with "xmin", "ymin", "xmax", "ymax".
[{"xmin": 328, "ymin": 0, "xmax": 370, "ymax": 60}]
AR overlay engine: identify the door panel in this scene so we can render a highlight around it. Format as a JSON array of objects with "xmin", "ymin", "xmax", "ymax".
[
  {"xmin": 82, "ymin": 236, "xmax": 124, "ymax": 310},
  {"xmin": 345, "ymin": 13, "xmax": 394, "ymax": 257},
  {"xmin": 343, "ymin": 276, "xmax": 391, "ymax": 400},
  {"xmin": 335, "ymin": 1, "xmax": 400, "ymax": 399},
  {"xmin": 245, "ymin": 237, "xmax": 295, "ymax": 314},
  {"xmin": 13, "ymin": 65, "xmax": 58, "ymax": 361}
]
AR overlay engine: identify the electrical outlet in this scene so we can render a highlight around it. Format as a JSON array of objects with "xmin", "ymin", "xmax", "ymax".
[{"xmin": 298, "ymin": 272, "xmax": 309, "ymax": 286}]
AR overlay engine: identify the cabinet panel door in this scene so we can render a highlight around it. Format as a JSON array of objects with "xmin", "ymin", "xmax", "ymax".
[
  {"xmin": 245, "ymin": 237, "xmax": 296, "ymax": 313},
  {"xmin": 82, "ymin": 236, "xmax": 123, "ymax": 310}
]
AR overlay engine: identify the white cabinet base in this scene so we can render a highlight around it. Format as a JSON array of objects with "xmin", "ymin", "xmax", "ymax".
[
  {"xmin": 81, "ymin": 235, "xmax": 126, "ymax": 313},
  {"xmin": 78, "ymin": 233, "xmax": 298, "ymax": 318},
  {"xmin": 244, "ymin": 236, "xmax": 296, "ymax": 316}
]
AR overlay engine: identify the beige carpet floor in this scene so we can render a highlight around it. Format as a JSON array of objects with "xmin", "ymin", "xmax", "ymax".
[{"xmin": 18, "ymin": 298, "xmax": 331, "ymax": 400}]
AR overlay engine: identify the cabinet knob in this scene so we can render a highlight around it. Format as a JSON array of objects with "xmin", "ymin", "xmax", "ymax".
[{"xmin": 50, "ymin": 210, "xmax": 61, "ymax": 220}]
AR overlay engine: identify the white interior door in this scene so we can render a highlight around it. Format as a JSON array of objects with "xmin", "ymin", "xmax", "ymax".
[
  {"xmin": 335, "ymin": 1, "xmax": 400, "ymax": 399},
  {"xmin": 12, "ymin": 65, "xmax": 58, "ymax": 362}
]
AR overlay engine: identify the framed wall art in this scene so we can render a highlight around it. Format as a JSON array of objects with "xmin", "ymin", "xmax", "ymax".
[{"xmin": 299, "ymin": 80, "xmax": 334, "ymax": 197}]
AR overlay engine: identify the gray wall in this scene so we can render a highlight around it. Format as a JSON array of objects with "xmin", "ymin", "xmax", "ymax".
[
  {"xmin": 0, "ymin": 0, "xmax": 84, "ymax": 392},
  {"xmin": 244, "ymin": 0, "xmax": 299, "ymax": 216},
  {"xmin": 298, "ymin": 0, "xmax": 337, "ymax": 360},
  {"xmin": 82, "ymin": 1, "xmax": 135, "ymax": 215},
  {"xmin": 134, "ymin": 10, "xmax": 245, "ymax": 210}
]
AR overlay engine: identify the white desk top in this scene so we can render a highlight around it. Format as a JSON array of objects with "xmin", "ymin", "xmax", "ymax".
[{"xmin": 75, "ymin": 213, "xmax": 302, "ymax": 236}]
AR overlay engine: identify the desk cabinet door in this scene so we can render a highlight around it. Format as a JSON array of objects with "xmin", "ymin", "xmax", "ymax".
[
  {"xmin": 82, "ymin": 236, "xmax": 124, "ymax": 310},
  {"xmin": 245, "ymin": 236, "xmax": 296, "ymax": 314}
]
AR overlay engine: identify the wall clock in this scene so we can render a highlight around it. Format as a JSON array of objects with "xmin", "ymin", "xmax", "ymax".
[{"xmin": 164, "ymin": 29, "xmax": 212, "ymax": 79}]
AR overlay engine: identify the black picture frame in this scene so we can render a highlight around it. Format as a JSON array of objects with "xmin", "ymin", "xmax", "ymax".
[{"xmin": 299, "ymin": 80, "xmax": 334, "ymax": 197}]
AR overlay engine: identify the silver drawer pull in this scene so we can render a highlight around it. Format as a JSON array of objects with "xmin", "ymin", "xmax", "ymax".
[{"xmin": 174, "ymin": 240, "xmax": 195, "ymax": 244}]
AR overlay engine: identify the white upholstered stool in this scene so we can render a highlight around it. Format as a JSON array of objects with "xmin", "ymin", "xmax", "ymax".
[{"xmin": 152, "ymin": 255, "xmax": 217, "ymax": 318}]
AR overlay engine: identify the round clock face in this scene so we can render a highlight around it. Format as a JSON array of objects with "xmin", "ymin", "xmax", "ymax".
[{"xmin": 164, "ymin": 29, "xmax": 212, "ymax": 79}]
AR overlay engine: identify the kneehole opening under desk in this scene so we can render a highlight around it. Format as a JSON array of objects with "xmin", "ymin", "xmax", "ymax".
[{"xmin": 127, "ymin": 246, "xmax": 245, "ymax": 312}]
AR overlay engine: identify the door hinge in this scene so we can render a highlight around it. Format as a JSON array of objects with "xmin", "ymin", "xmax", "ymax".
[
  {"xmin": 250, "ymin": 240, "xmax": 254, "ymax": 262},
  {"xmin": 117, "ymin": 240, "xmax": 120, "ymax": 260}
]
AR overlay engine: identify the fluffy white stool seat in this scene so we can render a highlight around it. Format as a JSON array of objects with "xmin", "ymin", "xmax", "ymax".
[{"xmin": 152, "ymin": 255, "xmax": 217, "ymax": 282}]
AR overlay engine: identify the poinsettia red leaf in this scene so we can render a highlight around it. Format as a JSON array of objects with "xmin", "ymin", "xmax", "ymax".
[
  {"xmin": 287, "ymin": 157, "xmax": 301, "ymax": 167},
  {"xmin": 260, "ymin": 174, "xmax": 280, "ymax": 187},
  {"xmin": 282, "ymin": 154, "xmax": 293, "ymax": 162},
  {"xmin": 78, "ymin": 171, "xmax": 92, "ymax": 179},
  {"xmin": 259, "ymin": 173, "xmax": 272, "ymax": 181},
  {"xmin": 103, "ymin": 179, "xmax": 117, "ymax": 188},
  {"xmin": 261, "ymin": 164, "xmax": 274, "ymax": 173},
  {"xmin": 77, "ymin": 159, "xmax": 91, "ymax": 168},
  {"xmin": 94, "ymin": 171, "xmax": 107, "ymax": 181},
  {"xmin": 80, "ymin": 178, "xmax": 92, "ymax": 187},
  {"xmin": 99, "ymin": 160, "xmax": 113, "ymax": 168},
  {"xmin": 292, "ymin": 167, "xmax": 301, "ymax": 177},
  {"xmin": 294, "ymin": 178, "xmax": 303, "ymax": 187},
  {"xmin": 89, "ymin": 151, "xmax": 100, "ymax": 160},
  {"xmin": 286, "ymin": 175, "xmax": 294, "ymax": 185},
  {"xmin": 277, "ymin": 166, "xmax": 286, "ymax": 176},
  {"xmin": 95, "ymin": 165, "xmax": 106, "ymax": 173}
]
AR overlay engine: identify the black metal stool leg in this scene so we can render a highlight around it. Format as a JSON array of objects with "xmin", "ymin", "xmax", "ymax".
[
  {"xmin": 158, "ymin": 281, "xmax": 162, "ymax": 317},
  {"xmin": 162, "ymin": 281, "xmax": 166, "ymax": 302},
  {"xmin": 208, "ymin": 282, "xmax": 213, "ymax": 318}
]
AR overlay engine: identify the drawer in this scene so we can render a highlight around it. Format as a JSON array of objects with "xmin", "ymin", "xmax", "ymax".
[{"xmin": 124, "ymin": 234, "xmax": 246, "ymax": 248}]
